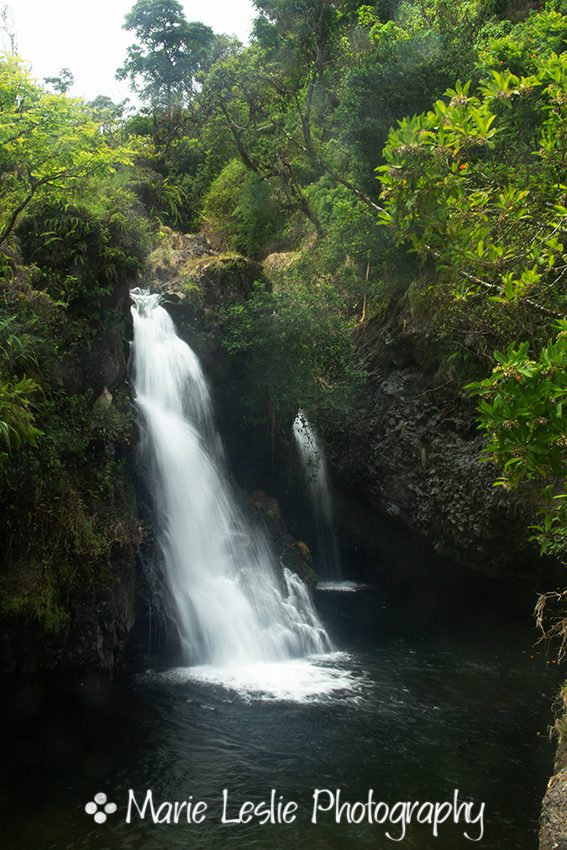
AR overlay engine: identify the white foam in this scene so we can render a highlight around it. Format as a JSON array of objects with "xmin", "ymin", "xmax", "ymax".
[
  {"xmin": 317, "ymin": 581, "xmax": 372, "ymax": 592},
  {"xmin": 147, "ymin": 653, "xmax": 363, "ymax": 703}
]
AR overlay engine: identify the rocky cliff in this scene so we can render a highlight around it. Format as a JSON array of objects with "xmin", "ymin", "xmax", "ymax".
[
  {"xmin": 540, "ymin": 700, "xmax": 567, "ymax": 850},
  {"xmin": 0, "ymin": 273, "xmax": 140, "ymax": 674},
  {"xmin": 330, "ymin": 312, "xmax": 543, "ymax": 577}
]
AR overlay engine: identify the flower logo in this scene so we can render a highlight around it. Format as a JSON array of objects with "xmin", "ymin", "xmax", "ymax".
[{"xmin": 84, "ymin": 791, "xmax": 117, "ymax": 824}]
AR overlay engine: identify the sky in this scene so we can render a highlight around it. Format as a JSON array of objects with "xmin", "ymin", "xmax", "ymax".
[{"xmin": 5, "ymin": 0, "xmax": 256, "ymax": 102}]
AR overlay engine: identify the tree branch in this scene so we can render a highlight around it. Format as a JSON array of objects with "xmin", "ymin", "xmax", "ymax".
[{"xmin": 423, "ymin": 244, "xmax": 565, "ymax": 320}]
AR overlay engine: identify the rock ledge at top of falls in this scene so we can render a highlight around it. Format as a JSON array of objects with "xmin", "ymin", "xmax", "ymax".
[{"xmin": 143, "ymin": 228, "xmax": 266, "ymax": 315}]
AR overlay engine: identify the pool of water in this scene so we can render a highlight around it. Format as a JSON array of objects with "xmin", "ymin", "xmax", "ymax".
[{"xmin": 0, "ymin": 543, "xmax": 559, "ymax": 850}]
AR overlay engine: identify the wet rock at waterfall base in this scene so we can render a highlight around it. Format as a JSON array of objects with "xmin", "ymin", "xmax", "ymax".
[{"xmin": 246, "ymin": 490, "xmax": 319, "ymax": 591}]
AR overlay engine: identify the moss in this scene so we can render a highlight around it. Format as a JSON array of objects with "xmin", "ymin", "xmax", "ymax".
[
  {"xmin": 179, "ymin": 274, "xmax": 200, "ymax": 293},
  {"xmin": 1, "ymin": 563, "xmax": 70, "ymax": 634},
  {"xmin": 180, "ymin": 252, "xmax": 246, "ymax": 276},
  {"xmin": 0, "ymin": 204, "xmax": 147, "ymax": 663}
]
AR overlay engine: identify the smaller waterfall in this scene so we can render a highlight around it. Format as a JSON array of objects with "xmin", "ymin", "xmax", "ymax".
[{"xmin": 292, "ymin": 410, "xmax": 341, "ymax": 580}]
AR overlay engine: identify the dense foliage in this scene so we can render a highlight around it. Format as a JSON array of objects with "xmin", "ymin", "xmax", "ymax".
[
  {"xmin": 0, "ymin": 57, "xmax": 133, "ymax": 248},
  {"xmin": 221, "ymin": 278, "xmax": 364, "ymax": 427},
  {"xmin": 0, "ymin": 60, "xmax": 150, "ymax": 637},
  {"xmin": 374, "ymin": 6, "xmax": 566, "ymax": 562},
  {"xmin": 467, "ymin": 327, "xmax": 567, "ymax": 560},
  {"xmin": 378, "ymin": 54, "xmax": 566, "ymax": 319}
]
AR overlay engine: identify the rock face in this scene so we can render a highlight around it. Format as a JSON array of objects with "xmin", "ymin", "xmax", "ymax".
[
  {"xmin": 121, "ymin": 522, "xmax": 181, "ymax": 671},
  {"xmin": 0, "ymin": 274, "xmax": 139, "ymax": 675},
  {"xmin": 145, "ymin": 227, "xmax": 265, "ymax": 316},
  {"xmin": 541, "ymin": 718, "xmax": 567, "ymax": 850},
  {"xmin": 246, "ymin": 490, "xmax": 318, "ymax": 591},
  {"xmin": 540, "ymin": 770, "xmax": 567, "ymax": 850},
  {"xmin": 330, "ymin": 313, "xmax": 538, "ymax": 576}
]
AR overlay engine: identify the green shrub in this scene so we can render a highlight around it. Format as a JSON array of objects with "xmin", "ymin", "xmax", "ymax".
[
  {"xmin": 17, "ymin": 185, "xmax": 152, "ymax": 310},
  {"xmin": 221, "ymin": 280, "xmax": 365, "ymax": 431},
  {"xmin": 203, "ymin": 159, "xmax": 287, "ymax": 258}
]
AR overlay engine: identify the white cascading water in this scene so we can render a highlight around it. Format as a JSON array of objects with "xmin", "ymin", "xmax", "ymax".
[
  {"xmin": 292, "ymin": 410, "xmax": 341, "ymax": 580},
  {"xmin": 130, "ymin": 289, "xmax": 332, "ymax": 676}
]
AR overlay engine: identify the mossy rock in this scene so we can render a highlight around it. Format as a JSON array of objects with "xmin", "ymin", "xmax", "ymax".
[
  {"xmin": 281, "ymin": 542, "xmax": 318, "ymax": 591},
  {"xmin": 180, "ymin": 253, "xmax": 266, "ymax": 312},
  {"xmin": 248, "ymin": 489, "xmax": 281, "ymax": 522},
  {"xmin": 146, "ymin": 230, "xmax": 268, "ymax": 324}
]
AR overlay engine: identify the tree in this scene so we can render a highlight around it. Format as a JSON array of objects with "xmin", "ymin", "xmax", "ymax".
[
  {"xmin": 0, "ymin": 57, "xmax": 133, "ymax": 249},
  {"xmin": 116, "ymin": 0, "xmax": 214, "ymax": 113},
  {"xmin": 203, "ymin": 46, "xmax": 325, "ymax": 236},
  {"xmin": 200, "ymin": 0, "xmax": 475, "ymax": 243},
  {"xmin": 467, "ymin": 325, "xmax": 567, "ymax": 562},
  {"xmin": 221, "ymin": 280, "xmax": 362, "ymax": 429},
  {"xmin": 44, "ymin": 67, "xmax": 74, "ymax": 94},
  {"xmin": 0, "ymin": 3, "xmax": 16, "ymax": 55},
  {"xmin": 376, "ymin": 54, "xmax": 567, "ymax": 320}
]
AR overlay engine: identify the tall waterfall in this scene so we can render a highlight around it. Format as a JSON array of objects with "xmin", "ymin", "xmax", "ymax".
[
  {"xmin": 292, "ymin": 410, "xmax": 341, "ymax": 579},
  {"xmin": 130, "ymin": 289, "xmax": 331, "ymax": 668}
]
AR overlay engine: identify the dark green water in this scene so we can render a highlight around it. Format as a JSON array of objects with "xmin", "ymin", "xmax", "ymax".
[{"xmin": 0, "ymin": 531, "xmax": 559, "ymax": 850}]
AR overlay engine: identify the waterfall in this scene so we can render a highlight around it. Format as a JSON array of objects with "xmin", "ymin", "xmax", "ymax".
[
  {"xmin": 130, "ymin": 289, "xmax": 331, "ymax": 668},
  {"xmin": 292, "ymin": 410, "xmax": 341, "ymax": 579}
]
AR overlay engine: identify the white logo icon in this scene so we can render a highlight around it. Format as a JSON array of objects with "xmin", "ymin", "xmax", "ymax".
[{"xmin": 84, "ymin": 792, "xmax": 117, "ymax": 824}]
